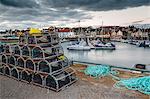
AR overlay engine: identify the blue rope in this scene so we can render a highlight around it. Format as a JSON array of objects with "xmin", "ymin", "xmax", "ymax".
[
  {"xmin": 114, "ymin": 76, "xmax": 150, "ymax": 95},
  {"xmin": 84, "ymin": 65, "xmax": 117, "ymax": 78},
  {"xmin": 84, "ymin": 65, "xmax": 150, "ymax": 95}
]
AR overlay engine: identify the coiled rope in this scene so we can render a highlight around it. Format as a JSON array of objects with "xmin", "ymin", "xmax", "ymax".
[
  {"xmin": 84, "ymin": 65, "xmax": 118, "ymax": 78},
  {"xmin": 84, "ymin": 65, "xmax": 150, "ymax": 95},
  {"xmin": 114, "ymin": 76, "xmax": 150, "ymax": 95}
]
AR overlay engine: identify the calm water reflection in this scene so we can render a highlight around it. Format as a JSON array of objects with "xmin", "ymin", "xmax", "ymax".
[{"xmin": 62, "ymin": 42, "xmax": 150, "ymax": 68}]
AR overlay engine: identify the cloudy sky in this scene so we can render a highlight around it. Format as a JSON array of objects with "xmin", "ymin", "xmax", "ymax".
[{"xmin": 0, "ymin": 0, "xmax": 150, "ymax": 29}]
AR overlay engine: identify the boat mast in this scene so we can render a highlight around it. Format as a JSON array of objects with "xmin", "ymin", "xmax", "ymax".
[
  {"xmin": 101, "ymin": 18, "xmax": 104, "ymax": 41},
  {"xmin": 78, "ymin": 20, "xmax": 81, "ymax": 41}
]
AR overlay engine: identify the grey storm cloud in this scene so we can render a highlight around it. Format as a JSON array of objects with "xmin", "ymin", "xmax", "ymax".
[
  {"xmin": 0, "ymin": 0, "xmax": 149, "ymax": 10},
  {"xmin": 0, "ymin": 0, "xmax": 39, "ymax": 8},
  {"xmin": 0, "ymin": 0, "xmax": 149, "ymax": 29},
  {"xmin": 42, "ymin": 0, "xmax": 150, "ymax": 11}
]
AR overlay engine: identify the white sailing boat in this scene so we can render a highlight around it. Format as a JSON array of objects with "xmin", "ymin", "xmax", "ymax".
[
  {"xmin": 67, "ymin": 39, "xmax": 91, "ymax": 51},
  {"xmin": 91, "ymin": 40, "xmax": 116, "ymax": 50}
]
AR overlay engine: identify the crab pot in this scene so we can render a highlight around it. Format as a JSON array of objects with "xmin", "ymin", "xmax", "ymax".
[
  {"xmin": 8, "ymin": 55, "xmax": 16, "ymax": 66},
  {"xmin": 38, "ymin": 60, "xmax": 51, "ymax": 73},
  {"xmin": 46, "ymin": 57, "xmax": 58, "ymax": 63},
  {"xmin": 4, "ymin": 66, "xmax": 11, "ymax": 76},
  {"xmin": 40, "ymin": 43, "xmax": 52, "ymax": 48},
  {"xmin": 32, "ymin": 73, "xmax": 44, "ymax": 86},
  {"xmin": 19, "ymin": 35, "xmax": 26, "ymax": 44},
  {"xmin": 17, "ymin": 57, "xmax": 25, "ymax": 68},
  {"xmin": 4, "ymin": 45, "xmax": 12, "ymax": 54},
  {"xmin": 57, "ymin": 46, "xmax": 64, "ymax": 54},
  {"xmin": 32, "ymin": 47, "xmax": 44, "ymax": 59},
  {"xmin": 1, "ymin": 54, "xmax": 7, "ymax": 64},
  {"xmin": 65, "ymin": 68, "xmax": 77, "ymax": 82},
  {"xmin": 0, "ymin": 65, "xmax": 4, "ymax": 74},
  {"xmin": 45, "ymin": 68, "xmax": 77, "ymax": 91},
  {"xmin": 37, "ymin": 33, "xmax": 59, "ymax": 44},
  {"xmin": 22, "ymin": 46, "xmax": 31, "ymax": 57},
  {"xmin": 14, "ymin": 45, "xmax": 22, "ymax": 56},
  {"xmin": 25, "ymin": 59, "xmax": 36, "ymax": 72},
  {"xmin": 61, "ymin": 56, "xmax": 69, "ymax": 68},
  {"xmin": 36, "ymin": 35, "xmax": 49, "ymax": 44},
  {"xmin": 51, "ymin": 35, "xmax": 59, "ymax": 44},
  {"xmin": 0, "ymin": 45, "xmax": 4, "ymax": 53},
  {"xmin": 44, "ymin": 47, "xmax": 55, "ymax": 57},
  {"xmin": 45, "ymin": 34, "xmax": 52, "ymax": 43},
  {"xmin": 50, "ymin": 61, "xmax": 63, "ymax": 73},
  {"xmin": 21, "ymin": 70, "xmax": 32, "ymax": 83},
  {"xmin": 0, "ymin": 55, "xmax": 1, "ymax": 63},
  {"xmin": 11, "ymin": 68, "xmax": 19, "ymax": 79},
  {"xmin": 27, "ymin": 36, "xmax": 37, "ymax": 44},
  {"xmin": 44, "ymin": 46, "xmax": 64, "ymax": 57}
]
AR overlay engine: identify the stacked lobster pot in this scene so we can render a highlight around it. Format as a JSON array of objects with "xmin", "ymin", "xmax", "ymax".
[{"xmin": 0, "ymin": 32, "xmax": 77, "ymax": 92}]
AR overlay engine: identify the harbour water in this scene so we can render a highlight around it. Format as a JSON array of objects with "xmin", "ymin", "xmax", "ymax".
[{"xmin": 62, "ymin": 42, "xmax": 150, "ymax": 68}]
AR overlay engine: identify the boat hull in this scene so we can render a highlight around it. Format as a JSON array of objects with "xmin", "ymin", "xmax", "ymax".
[
  {"xmin": 94, "ymin": 47, "xmax": 116, "ymax": 50},
  {"xmin": 67, "ymin": 46, "xmax": 91, "ymax": 51}
]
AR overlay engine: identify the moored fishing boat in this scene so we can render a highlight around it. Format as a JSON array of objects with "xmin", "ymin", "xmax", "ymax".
[
  {"xmin": 128, "ymin": 40, "xmax": 139, "ymax": 45},
  {"xmin": 120, "ymin": 39, "xmax": 130, "ymax": 43},
  {"xmin": 91, "ymin": 40, "xmax": 116, "ymax": 50},
  {"xmin": 67, "ymin": 45, "xmax": 91, "ymax": 50},
  {"xmin": 67, "ymin": 39, "xmax": 91, "ymax": 51},
  {"xmin": 136, "ymin": 40, "xmax": 150, "ymax": 47}
]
